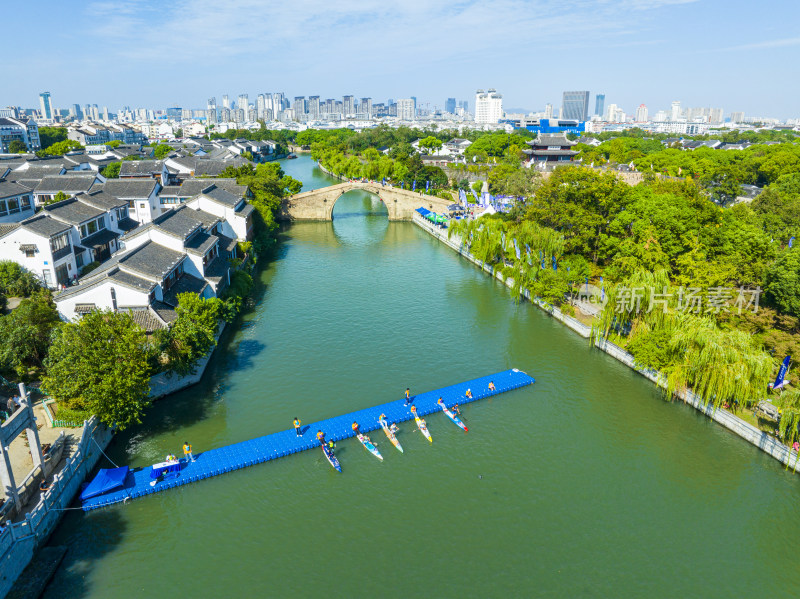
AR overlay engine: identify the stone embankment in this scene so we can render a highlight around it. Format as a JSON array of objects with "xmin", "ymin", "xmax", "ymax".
[{"xmin": 413, "ymin": 213, "xmax": 800, "ymax": 473}]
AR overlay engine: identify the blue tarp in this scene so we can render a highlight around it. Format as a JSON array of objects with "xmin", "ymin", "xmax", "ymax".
[
  {"xmin": 81, "ymin": 466, "xmax": 129, "ymax": 501},
  {"xmin": 416, "ymin": 207, "xmax": 431, "ymax": 216}
]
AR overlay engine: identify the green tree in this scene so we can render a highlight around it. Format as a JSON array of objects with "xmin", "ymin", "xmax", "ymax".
[
  {"xmin": 153, "ymin": 144, "xmax": 172, "ymax": 159},
  {"xmin": 43, "ymin": 311, "xmax": 152, "ymax": 430},
  {"xmin": 103, "ymin": 162, "xmax": 121, "ymax": 179},
  {"xmin": 8, "ymin": 140, "xmax": 27, "ymax": 153},
  {"xmin": 0, "ymin": 262, "xmax": 42, "ymax": 297},
  {"xmin": 0, "ymin": 291, "xmax": 61, "ymax": 378},
  {"xmin": 764, "ymin": 247, "xmax": 800, "ymax": 317},
  {"xmin": 38, "ymin": 126, "xmax": 67, "ymax": 149},
  {"xmin": 106, "ymin": 140, "xmax": 122, "ymax": 148},
  {"xmin": 419, "ymin": 136, "xmax": 443, "ymax": 155},
  {"xmin": 43, "ymin": 140, "xmax": 83, "ymax": 156},
  {"xmin": 156, "ymin": 293, "xmax": 222, "ymax": 375},
  {"xmin": 43, "ymin": 191, "xmax": 70, "ymax": 207}
]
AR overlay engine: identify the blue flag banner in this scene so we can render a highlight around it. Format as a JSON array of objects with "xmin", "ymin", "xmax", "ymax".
[
  {"xmin": 512, "ymin": 238, "xmax": 521, "ymax": 260},
  {"xmin": 585, "ymin": 277, "xmax": 589, "ymax": 293},
  {"xmin": 401, "ymin": 181, "xmax": 405, "ymax": 189},
  {"xmin": 472, "ymin": 189, "xmax": 479, "ymax": 202},
  {"xmin": 413, "ymin": 180, "xmax": 417, "ymax": 192},
  {"xmin": 426, "ymin": 180, "xmax": 430, "ymax": 193},
  {"xmin": 552, "ymin": 256, "xmax": 557, "ymax": 271},
  {"xmin": 381, "ymin": 178, "xmax": 386, "ymax": 186},
  {"xmin": 600, "ymin": 276, "xmax": 604, "ymax": 301},
  {"xmin": 459, "ymin": 189, "xmax": 468, "ymax": 204},
  {"xmin": 790, "ymin": 236, "xmax": 795, "ymax": 249},
  {"xmin": 773, "ymin": 356, "xmax": 791, "ymax": 390}
]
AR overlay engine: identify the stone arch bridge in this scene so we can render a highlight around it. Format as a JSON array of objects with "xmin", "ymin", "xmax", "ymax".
[{"xmin": 280, "ymin": 182, "xmax": 453, "ymax": 221}]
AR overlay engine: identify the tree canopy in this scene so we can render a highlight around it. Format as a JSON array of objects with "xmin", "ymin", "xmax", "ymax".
[{"xmin": 43, "ymin": 311, "xmax": 152, "ymax": 430}]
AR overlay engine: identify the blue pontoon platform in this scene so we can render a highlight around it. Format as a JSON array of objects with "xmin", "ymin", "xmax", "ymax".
[{"xmin": 81, "ymin": 368, "xmax": 534, "ymax": 511}]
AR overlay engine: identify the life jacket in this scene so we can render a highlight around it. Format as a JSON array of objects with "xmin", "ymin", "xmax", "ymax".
[
  {"xmin": 183, "ymin": 444, "xmax": 191, "ymax": 454},
  {"xmin": 294, "ymin": 419, "xmax": 300, "ymax": 427},
  {"xmin": 352, "ymin": 423, "xmax": 359, "ymax": 430}
]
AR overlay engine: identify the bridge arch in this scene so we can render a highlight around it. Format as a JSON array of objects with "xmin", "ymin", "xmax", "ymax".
[{"xmin": 280, "ymin": 181, "xmax": 453, "ymax": 222}]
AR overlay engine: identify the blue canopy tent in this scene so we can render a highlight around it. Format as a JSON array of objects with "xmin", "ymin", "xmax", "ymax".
[{"xmin": 80, "ymin": 466, "xmax": 130, "ymax": 502}]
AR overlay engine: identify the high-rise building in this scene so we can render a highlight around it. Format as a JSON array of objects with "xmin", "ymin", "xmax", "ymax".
[
  {"xmin": 604, "ymin": 104, "xmax": 625, "ymax": 123},
  {"xmin": 307, "ymin": 96, "xmax": 320, "ymax": 120},
  {"xmin": 256, "ymin": 94, "xmax": 266, "ymax": 120},
  {"xmin": 360, "ymin": 97, "xmax": 372, "ymax": 117},
  {"xmin": 458, "ymin": 100, "xmax": 469, "ymax": 113},
  {"xmin": 222, "ymin": 95, "xmax": 230, "ymax": 109},
  {"xmin": 474, "ymin": 89, "xmax": 503, "ymax": 124},
  {"xmin": 102, "ymin": 106, "xmax": 110, "ymax": 121},
  {"xmin": 39, "ymin": 92, "xmax": 53, "ymax": 121},
  {"xmin": 709, "ymin": 108, "xmax": 723, "ymax": 124},
  {"xmin": 544, "ymin": 103, "xmax": 553, "ymax": 118},
  {"xmin": 343, "ymin": 95, "xmax": 354, "ymax": 116},
  {"xmin": 670, "ymin": 101, "xmax": 682, "ymax": 121},
  {"xmin": 397, "ymin": 99, "xmax": 415, "ymax": 120},
  {"xmin": 729, "ymin": 111, "xmax": 744, "ymax": 123},
  {"xmin": 70, "ymin": 104, "xmax": 83, "ymax": 120},
  {"xmin": 594, "ymin": 94, "xmax": 605, "ymax": 117},
  {"xmin": 207, "ymin": 98, "xmax": 218, "ymax": 124},
  {"xmin": 561, "ymin": 91, "xmax": 589, "ymax": 121},
  {"xmin": 166, "ymin": 106, "xmax": 182, "ymax": 120},
  {"xmin": 445, "ymin": 98, "xmax": 456, "ymax": 114},
  {"xmin": 635, "ymin": 104, "xmax": 648, "ymax": 122},
  {"xmin": 237, "ymin": 94, "xmax": 249, "ymax": 119},
  {"xmin": 292, "ymin": 97, "xmax": 306, "ymax": 121}
]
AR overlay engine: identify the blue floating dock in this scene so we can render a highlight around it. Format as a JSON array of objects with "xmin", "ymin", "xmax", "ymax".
[{"xmin": 81, "ymin": 369, "xmax": 534, "ymax": 511}]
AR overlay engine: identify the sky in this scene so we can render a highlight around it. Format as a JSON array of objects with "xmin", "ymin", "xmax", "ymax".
[{"xmin": 5, "ymin": 0, "xmax": 800, "ymax": 119}]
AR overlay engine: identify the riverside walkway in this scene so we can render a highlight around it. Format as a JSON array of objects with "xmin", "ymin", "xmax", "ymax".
[{"xmin": 81, "ymin": 369, "xmax": 534, "ymax": 511}]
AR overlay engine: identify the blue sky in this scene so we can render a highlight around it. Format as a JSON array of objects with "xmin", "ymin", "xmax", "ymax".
[{"xmin": 6, "ymin": 0, "xmax": 799, "ymax": 118}]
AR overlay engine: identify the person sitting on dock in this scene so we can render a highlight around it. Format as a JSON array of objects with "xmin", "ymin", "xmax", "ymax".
[
  {"xmin": 316, "ymin": 430, "xmax": 326, "ymax": 445},
  {"xmin": 465, "ymin": 389, "xmax": 473, "ymax": 399},
  {"xmin": 183, "ymin": 441, "xmax": 195, "ymax": 463},
  {"xmin": 165, "ymin": 454, "xmax": 177, "ymax": 463},
  {"xmin": 294, "ymin": 417, "xmax": 302, "ymax": 437},
  {"xmin": 352, "ymin": 421, "xmax": 360, "ymax": 434},
  {"xmin": 488, "ymin": 381, "xmax": 496, "ymax": 392},
  {"xmin": 437, "ymin": 397, "xmax": 444, "ymax": 407},
  {"xmin": 404, "ymin": 388, "xmax": 411, "ymax": 405},
  {"xmin": 379, "ymin": 413, "xmax": 388, "ymax": 427},
  {"xmin": 39, "ymin": 480, "xmax": 49, "ymax": 493}
]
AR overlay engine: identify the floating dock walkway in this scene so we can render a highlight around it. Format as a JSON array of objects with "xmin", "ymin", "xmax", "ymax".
[{"xmin": 81, "ymin": 369, "xmax": 534, "ymax": 511}]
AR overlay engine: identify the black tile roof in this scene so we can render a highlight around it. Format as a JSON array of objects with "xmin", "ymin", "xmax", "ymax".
[
  {"xmin": 119, "ymin": 160, "xmax": 164, "ymax": 176},
  {"xmin": 35, "ymin": 174, "xmax": 97, "ymax": 194},
  {"xmin": 78, "ymin": 188, "xmax": 127, "ymax": 211},
  {"xmin": 184, "ymin": 230, "xmax": 218, "ymax": 256},
  {"xmin": 102, "ymin": 179, "xmax": 158, "ymax": 199},
  {"xmin": 117, "ymin": 306, "xmax": 168, "ymax": 332},
  {"xmin": 81, "ymin": 228, "xmax": 119, "ymax": 249},
  {"xmin": 0, "ymin": 180, "xmax": 32, "ymax": 199},
  {"xmin": 116, "ymin": 217, "xmax": 139, "ymax": 232},
  {"xmin": 43, "ymin": 197, "xmax": 105, "ymax": 225},
  {"xmin": 201, "ymin": 186, "xmax": 241, "ymax": 208},
  {"xmin": 117, "ymin": 241, "xmax": 185, "ymax": 280},
  {"xmin": 162, "ymin": 273, "xmax": 208, "ymax": 307},
  {"xmin": 151, "ymin": 300, "xmax": 178, "ymax": 324},
  {"xmin": 20, "ymin": 214, "xmax": 71, "ymax": 238}
]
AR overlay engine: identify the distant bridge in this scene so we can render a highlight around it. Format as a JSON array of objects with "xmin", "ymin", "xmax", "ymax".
[{"xmin": 280, "ymin": 181, "xmax": 453, "ymax": 221}]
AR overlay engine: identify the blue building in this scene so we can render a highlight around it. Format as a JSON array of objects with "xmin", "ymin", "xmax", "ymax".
[{"xmin": 501, "ymin": 118, "xmax": 585, "ymax": 135}]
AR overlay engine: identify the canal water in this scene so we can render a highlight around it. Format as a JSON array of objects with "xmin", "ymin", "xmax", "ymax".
[{"xmin": 44, "ymin": 156, "xmax": 800, "ymax": 597}]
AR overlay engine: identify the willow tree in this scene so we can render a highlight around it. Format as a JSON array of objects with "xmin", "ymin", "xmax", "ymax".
[
  {"xmin": 592, "ymin": 267, "xmax": 673, "ymax": 342},
  {"xmin": 663, "ymin": 312, "xmax": 774, "ymax": 410},
  {"xmin": 777, "ymin": 389, "xmax": 800, "ymax": 449}
]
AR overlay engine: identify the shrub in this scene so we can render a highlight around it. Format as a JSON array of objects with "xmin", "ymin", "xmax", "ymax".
[
  {"xmin": 0, "ymin": 262, "xmax": 42, "ymax": 297},
  {"xmin": 80, "ymin": 262, "xmax": 100, "ymax": 276}
]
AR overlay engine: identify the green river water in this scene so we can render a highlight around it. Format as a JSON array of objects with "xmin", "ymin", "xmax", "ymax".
[{"xmin": 43, "ymin": 156, "xmax": 800, "ymax": 598}]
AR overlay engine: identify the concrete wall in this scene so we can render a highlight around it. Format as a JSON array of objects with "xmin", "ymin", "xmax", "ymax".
[{"xmin": 412, "ymin": 213, "xmax": 800, "ymax": 473}]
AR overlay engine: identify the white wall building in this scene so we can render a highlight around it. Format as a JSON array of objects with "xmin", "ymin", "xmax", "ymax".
[{"xmin": 475, "ymin": 89, "xmax": 503, "ymax": 124}]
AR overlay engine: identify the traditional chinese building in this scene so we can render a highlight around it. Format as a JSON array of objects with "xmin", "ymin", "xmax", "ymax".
[{"xmin": 523, "ymin": 133, "xmax": 579, "ymax": 165}]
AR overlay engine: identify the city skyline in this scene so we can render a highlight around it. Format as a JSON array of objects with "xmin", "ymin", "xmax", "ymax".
[{"xmin": 4, "ymin": 0, "xmax": 800, "ymax": 119}]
